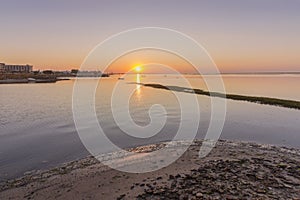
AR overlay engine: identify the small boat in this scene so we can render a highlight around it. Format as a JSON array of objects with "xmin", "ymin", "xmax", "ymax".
[{"xmin": 27, "ymin": 78, "xmax": 36, "ymax": 83}]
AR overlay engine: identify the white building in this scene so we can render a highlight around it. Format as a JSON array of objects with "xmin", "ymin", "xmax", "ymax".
[{"xmin": 0, "ymin": 63, "xmax": 33, "ymax": 73}]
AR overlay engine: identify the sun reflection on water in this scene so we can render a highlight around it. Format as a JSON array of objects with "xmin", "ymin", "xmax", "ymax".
[{"xmin": 136, "ymin": 74, "xmax": 141, "ymax": 90}]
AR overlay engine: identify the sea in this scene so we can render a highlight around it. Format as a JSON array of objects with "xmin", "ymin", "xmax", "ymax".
[{"xmin": 0, "ymin": 74, "xmax": 300, "ymax": 181}]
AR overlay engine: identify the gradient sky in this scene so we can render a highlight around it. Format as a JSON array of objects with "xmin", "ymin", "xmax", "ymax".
[{"xmin": 0, "ymin": 0, "xmax": 299, "ymax": 72}]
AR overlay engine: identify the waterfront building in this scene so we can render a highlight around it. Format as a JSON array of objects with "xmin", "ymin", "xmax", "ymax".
[{"xmin": 0, "ymin": 63, "xmax": 33, "ymax": 73}]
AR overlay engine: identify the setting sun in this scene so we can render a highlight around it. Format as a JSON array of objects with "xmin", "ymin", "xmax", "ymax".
[{"xmin": 134, "ymin": 66, "xmax": 142, "ymax": 72}]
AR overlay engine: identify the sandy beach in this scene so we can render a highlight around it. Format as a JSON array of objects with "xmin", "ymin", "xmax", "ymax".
[{"xmin": 0, "ymin": 140, "xmax": 299, "ymax": 200}]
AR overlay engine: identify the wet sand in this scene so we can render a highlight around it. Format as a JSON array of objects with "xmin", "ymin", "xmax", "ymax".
[{"xmin": 0, "ymin": 140, "xmax": 299, "ymax": 199}]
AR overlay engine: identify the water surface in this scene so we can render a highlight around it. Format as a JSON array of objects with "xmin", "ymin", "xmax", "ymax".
[{"xmin": 0, "ymin": 74, "xmax": 299, "ymax": 181}]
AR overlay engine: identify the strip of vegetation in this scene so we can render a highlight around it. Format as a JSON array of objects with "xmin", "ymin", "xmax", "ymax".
[
  {"xmin": 0, "ymin": 73, "xmax": 57, "ymax": 80},
  {"xmin": 143, "ymin": 83, "xmax": 300, "ymax": 110}
]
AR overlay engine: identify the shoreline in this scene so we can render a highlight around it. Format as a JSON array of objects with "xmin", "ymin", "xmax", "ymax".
[
  {"xmin": 1, "ymin": 140, "xmax": 299, "ymax": 199},
  {"xmin": 0, "ymin": 78, "xmax": 70, "ymax": 84}
]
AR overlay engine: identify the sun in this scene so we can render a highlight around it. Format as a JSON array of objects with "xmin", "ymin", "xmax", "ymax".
[{"xmin": 134, "ymin": 66, "xmax": 142, "ymax": 72}]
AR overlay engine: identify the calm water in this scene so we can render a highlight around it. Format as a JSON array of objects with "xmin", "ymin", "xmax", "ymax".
[{"xmin": 0, "ymin": 75, "xmax": 300, "ymax": 181}]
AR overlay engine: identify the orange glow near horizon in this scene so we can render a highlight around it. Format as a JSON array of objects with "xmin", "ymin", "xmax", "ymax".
[
  {"xmin": 105, "ymin": 50, "xmax": 198, "ymax": 74},
  {"xmin": 3, "ymin": 46, "xmax": 299, "ymax": 73}
]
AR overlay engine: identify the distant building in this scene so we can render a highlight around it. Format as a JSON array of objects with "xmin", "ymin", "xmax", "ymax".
[
  {"xmin": 0, "ymin": 63, "xmax": 5, "ymax": 72},
  {"xmin": 0, "ymin": 63, "xmax": 33, "ymax": 73}
]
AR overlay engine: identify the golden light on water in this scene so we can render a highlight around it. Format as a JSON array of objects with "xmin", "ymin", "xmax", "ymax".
[
  {"xmin": 134, "ymin": 65, "xmax": 142, "ymax": 91},
  {"xmin": 136, "ymin": 74, "xmax": 141, "ymax": 91}
]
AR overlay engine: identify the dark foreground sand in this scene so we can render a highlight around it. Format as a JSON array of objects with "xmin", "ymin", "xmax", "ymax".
[{"xmin": 0, "ymin": 140, "xmax": 299, "ymax": 200}]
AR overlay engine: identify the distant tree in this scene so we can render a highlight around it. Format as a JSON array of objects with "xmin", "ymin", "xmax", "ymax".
[
  {"xmin": 33, "ymin": 70, "xmax": 40, "ymax": 75},
  {"xmin": 71, "ymin": 69, "xmax": 79, "ymax": 74},
  {"xmin": 43, "ymin": 70, "xmax": 54, "ymax": 74}
]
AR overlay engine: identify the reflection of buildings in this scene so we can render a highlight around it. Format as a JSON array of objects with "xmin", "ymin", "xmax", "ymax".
[{"xmin": 0, "ymin": 63, "xmax": 33, "ymax": 73}]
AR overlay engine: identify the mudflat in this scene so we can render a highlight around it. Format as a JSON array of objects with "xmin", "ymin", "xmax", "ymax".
[{"xmin": 1, "ymin": 140, "xmax": 299, "ymax": 200}]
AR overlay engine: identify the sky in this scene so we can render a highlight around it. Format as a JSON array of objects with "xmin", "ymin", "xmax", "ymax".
[{"xmin": 0, "ymin": 0, "xmax": 299, "ymax": 73}]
